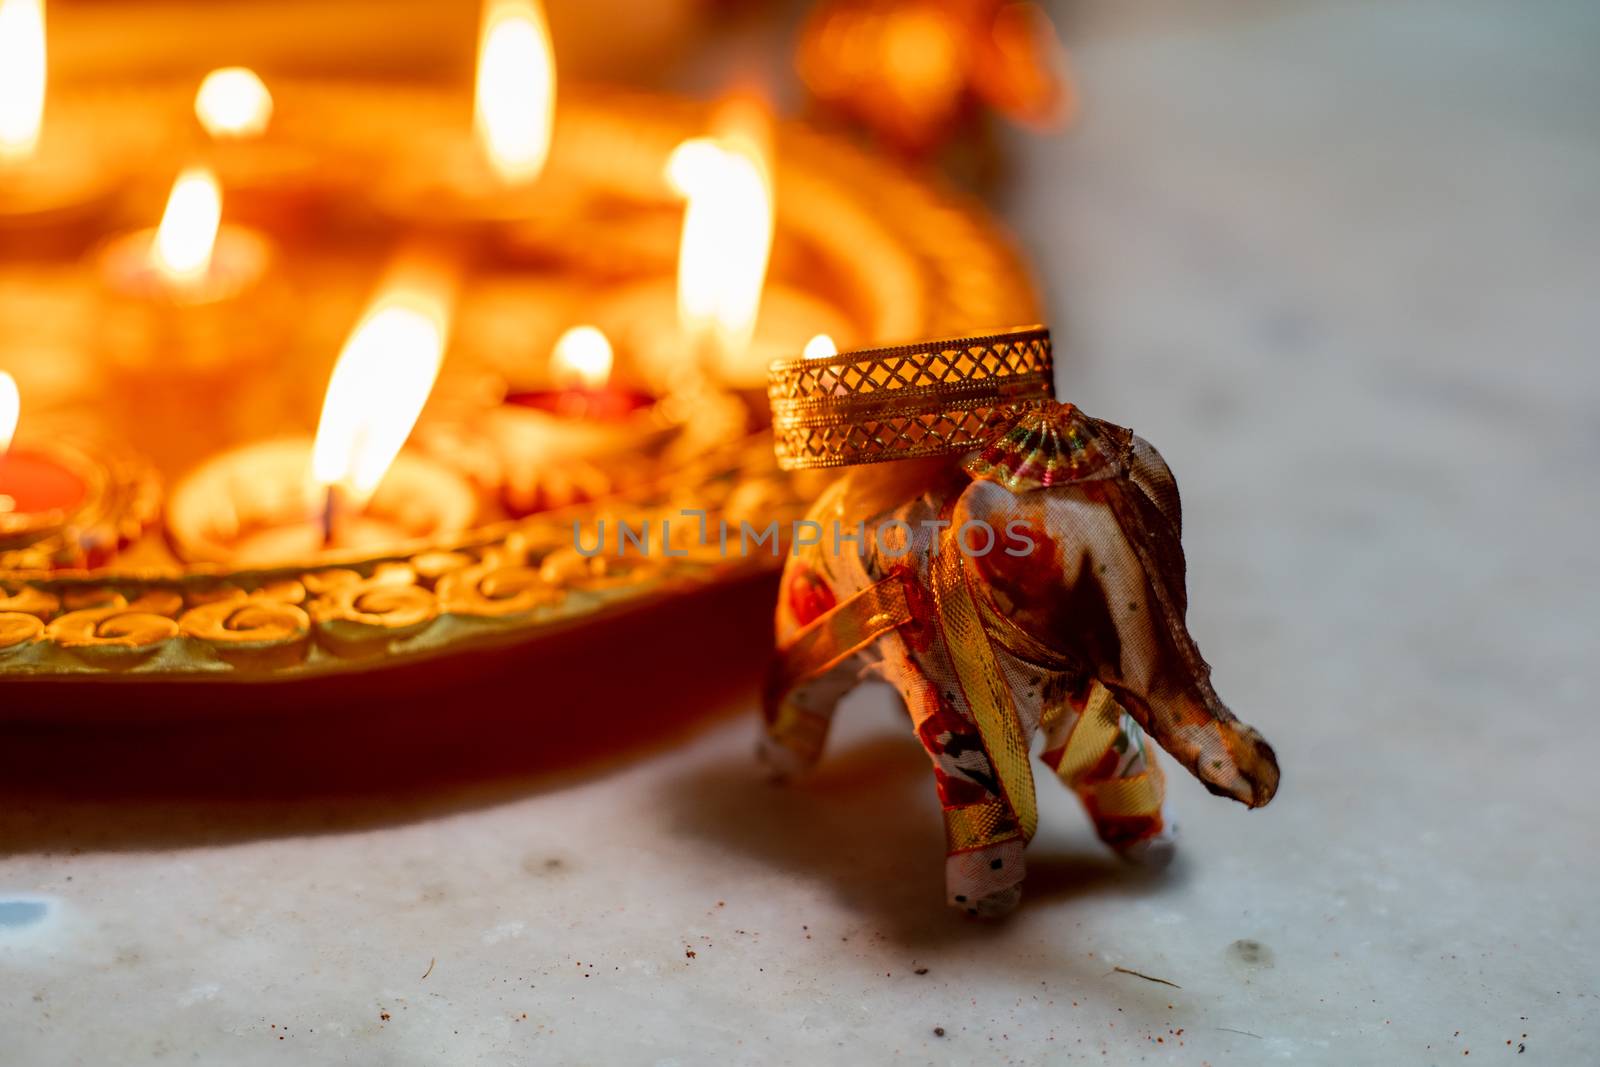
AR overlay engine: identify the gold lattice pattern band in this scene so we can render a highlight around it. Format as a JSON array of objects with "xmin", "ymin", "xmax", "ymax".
[{"xmin": 768, "ymin": 326, "xmax": 1055, "ymax": 470}]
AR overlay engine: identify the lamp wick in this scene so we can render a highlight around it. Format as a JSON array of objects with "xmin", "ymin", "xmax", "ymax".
[{"xmin": 320, "ymin": 484, "xmax": 339, "ymax": 549}]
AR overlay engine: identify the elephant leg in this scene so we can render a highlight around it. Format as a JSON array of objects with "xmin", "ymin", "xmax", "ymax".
[
  {"xmin": 1039, "ymin": 680, "xmax": 1176, "ymax": 868},
  {"xmin": 898, "ymin": 674, "xmax": 1028, "ymax": 916},
  {"xmin": 943, "ymin": 811, "xmax": 1027, "ymax": 918},
  {"xmin": 759, "ymin": 653, "xmax": 859, "ymax": 780}
]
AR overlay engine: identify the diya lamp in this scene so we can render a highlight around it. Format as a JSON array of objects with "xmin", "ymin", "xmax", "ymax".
[
  {"xmin": 96, "ymin": 165, "xmax": 276, "ymax": 316},
  {"xmin": 0, "ymin": 372, "xmax": 84, "ymax": 550},
  {"xmin": 374, "ymin": 0, "xmax": 566, "ymax": 228},
  {"xmin": 188, "ymin": 67, "xmax": 321, "ymax": 232},
  {"xmin": 165, "ymin": 282, "xmax": 478, "ymax": 567},
  {"xmin": 594, "ymin": 103, "xmax": 859, "ymax": 396},
  {"xmin": 92, "ymin": 164, "xmax": 288, "ymax": 471},
  {"xmin": 0, "ymin": 372, "xmax": 159, "ymax": 569},
  {"xmin": 0, "ymin": 0, "xmax": 118, "ymax": 251},
  {"xmin": 488, "ymin": 325, "xmax": 680, "ymax": 516},
  {"xmin": 508, "ymin": 326, "xmax": 657, "ymax": 423},
  {"xmin": 373, "ymin": 0, "xmax": 670, "ymax": 268}
]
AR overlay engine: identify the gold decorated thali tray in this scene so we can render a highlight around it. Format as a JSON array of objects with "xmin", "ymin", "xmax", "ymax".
[{"xmin": 0, "ymin": 78, "xmax": 1038, "ymax": 690}]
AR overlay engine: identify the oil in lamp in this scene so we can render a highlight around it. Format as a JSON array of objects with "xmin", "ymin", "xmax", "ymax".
[
  {"xmin": 0, "ymin": 372, "xmax": 157, "ymax": 569},
  {"xmin": 0, "ymin": 0, "xmax": 117, "ymax": 247},
  {"xmin": 164, "ymin": 279, "xmax": 478, "ymax": 566},
  {"xmin": 489, "ymin": 325, "xmax": 678, "ymax": 515},
  {"xmin": 0, "ymin": 373, "xmax": 83, "ymax": 543},
  {"xmin": 507, "ymin": 325, "xmax": 655, "ymax": 422}
]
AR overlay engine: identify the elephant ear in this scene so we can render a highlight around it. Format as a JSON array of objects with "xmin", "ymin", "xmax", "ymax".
[
  {"xmin": 962, "ymin": 402, "xmax": 1133, "ymax": 492},
  {"xmin": 965, "ymin": 403, "xmax": 1190, "ymax": 620},
  {"xmin": 1128, "ymin": 435, "xmax": 1183, "ymax": 540},
  {"xmin": 1121, "ymin": 435, "xmax": 1187, "ymax": 615}
]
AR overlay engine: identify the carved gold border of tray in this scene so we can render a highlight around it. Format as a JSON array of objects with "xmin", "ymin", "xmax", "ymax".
[
  {"xmin": 0, "ymin": 87, "xmax": 1040, "ymax": 681},
  {"xmin": 0, "ymin": 434, "xmax": 806, "ymax": 678}
]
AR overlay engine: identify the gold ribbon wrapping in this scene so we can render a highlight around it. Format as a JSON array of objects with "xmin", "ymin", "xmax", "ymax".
[
  {"xmin": 1082, "ymin": 770, "xmax": 1165, "ymax": 817},
  {"xmin": 1051, "ymin": 681, "xmax": 1123, "ymax": 785},
  {"xmin": 769, "ymin": 547, "xmax": 1165, "ymax": 846},
  {"xmin": 772, "ymin": 575, "xmax": 912, "ymax": 695},
  {"xmin": 929, "ymin": 526, "xmax": 1039, "ymax": 843},
  {"xmin": 770, "ymin": 534, "xmax": 1044, "ymax": 845},
  {"xmin": 943, "ymin": 799, "xmax": 1018, "ymax": 854}
]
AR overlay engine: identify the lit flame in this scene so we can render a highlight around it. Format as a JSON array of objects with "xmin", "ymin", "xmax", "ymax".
[
  {"xmin": 150, "ymin": 167, "xmax": 223, "ymax": 285},
  {"xmin": 802, "ymin": 334, "xmax": 837, "ymax": 360},
  {"xmin": 550, "ymin": 325, "xmax": 613, "ymax": 390},
  {"xmin": 311, "ymin": 287, "xmax": 452, "ymax": 508},
  {"xmin": 0, "ymin": 0, "xmax": 46, "ymax": 161},
  {"xmin": 667, "ymin": 107, "xmax": 774, "ymax": 361},
  {"xmin": 0, "ymin": 370, "xmax": 18, "ymax": 455},
  {"xmin": 195, "ymin": 67, "xmax": 273, "ymax": 139},
  {"xmin": 474, "ymin": 0, "xmax": 556, "ymax": 184}
]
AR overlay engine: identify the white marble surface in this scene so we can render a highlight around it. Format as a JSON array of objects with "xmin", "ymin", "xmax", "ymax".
[{"xmin": 4, "ymin": 1, "xmax": 1598, "ymax": 1063}]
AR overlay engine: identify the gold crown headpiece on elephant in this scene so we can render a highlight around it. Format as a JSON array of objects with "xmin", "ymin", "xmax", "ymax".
[{"xmin": 765, "ymin": 325, "xmax": 1279, "ymax": 916}]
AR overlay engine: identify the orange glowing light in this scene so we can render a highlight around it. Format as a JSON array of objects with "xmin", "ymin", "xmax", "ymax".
[
  {"xmin": 802, "ymin": 334, "xmax": 838, "ymax": 360},
  {"xmin": 311, "ymin": 286, "xmax": 452, "ymax": 508},
  {"xmin": 195, "ymin": 67, "xmax": 273, "ymax": 139},
  {"xmin": 667, "ymin": 104, "xmax": 774, "ymax": 362},
  {"xmin": 475, "ymin": 0, "xmax": 556, "ymax": 184},
  {"xmin": 0, "ymin": 370, "xmax": 18, "ymax": 455},
  {"xmin": 550, "ymin": 325, "xmax": 613, "ymax": 390},
  {"xmin": 150, "ymin": 167, "xmax": 223, "ymax": 285},
  {"xmin": 0, "ymin": 0, "xmax": 46, "ymax": 161},
  {"xmin": 882, "ymin": 7, "xmax": 963, "ymax": 108}
]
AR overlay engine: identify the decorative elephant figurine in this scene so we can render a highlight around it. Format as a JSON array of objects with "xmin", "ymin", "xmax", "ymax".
[{"xmin": 762, "ymin": 402, "xmax": 1280, "ymax": 916}]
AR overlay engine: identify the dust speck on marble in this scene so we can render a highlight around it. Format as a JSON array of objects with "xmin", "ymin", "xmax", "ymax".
[
  {"xmin": 522, "ymin": 855, "xmax": 569, "ymax": 876},
  {"xmin": 1227, "ymin": 939, "xmax": 1275, "ymax": 968}
]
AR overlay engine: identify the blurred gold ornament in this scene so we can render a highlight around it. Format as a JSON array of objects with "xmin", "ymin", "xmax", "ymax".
[
  {"xmin": 797, "ymin": 0, "xmax": 1075, "ymax": 155},
  {"xmin": 768, "ymin": 325, "xmax": 1054, "ymax": 470}
]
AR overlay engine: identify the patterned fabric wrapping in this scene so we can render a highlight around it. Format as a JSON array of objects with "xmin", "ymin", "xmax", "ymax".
[{"xmin": 762, "ymin": 401, "xmax": 1279, "ymax": 916}]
